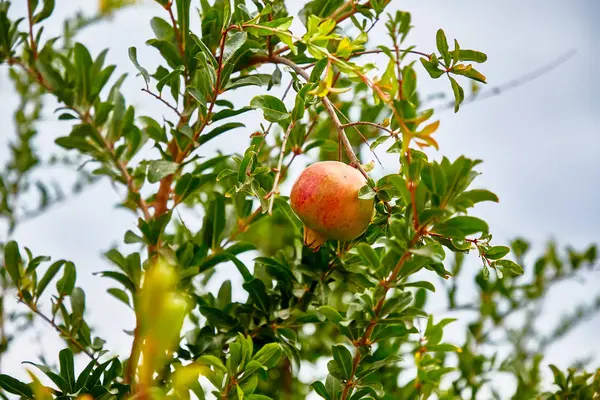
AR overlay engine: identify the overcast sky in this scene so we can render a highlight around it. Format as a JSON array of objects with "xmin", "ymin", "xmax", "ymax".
[{"xmin": 0, "ymin": 0, "xmax": 599, "ymax": 397}]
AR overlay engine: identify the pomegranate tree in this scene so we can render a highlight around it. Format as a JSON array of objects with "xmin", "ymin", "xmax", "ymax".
[{"xmin": 290, "ymin": 161, "xmax": 374, "ymax": 250}]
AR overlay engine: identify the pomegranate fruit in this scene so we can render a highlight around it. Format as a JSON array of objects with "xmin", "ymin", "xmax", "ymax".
[{"xmin": 290, "ymin": 161, "xmax": 374, "ymax": 250}]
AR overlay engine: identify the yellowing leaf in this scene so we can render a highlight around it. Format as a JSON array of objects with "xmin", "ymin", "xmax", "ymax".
[{"xmin": 417, "ymin": 120, "xmax": 440, "ymax": 137}]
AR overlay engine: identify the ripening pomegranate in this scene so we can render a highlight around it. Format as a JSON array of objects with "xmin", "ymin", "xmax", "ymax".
[{"xmin": 290, "ymin": 161, "xmax": 374, "ymax": 250}]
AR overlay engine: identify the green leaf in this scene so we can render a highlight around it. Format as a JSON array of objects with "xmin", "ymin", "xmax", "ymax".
[
  {"xmin": 85, "ymin": 359, "xmax": 112, "ymax": 389},
  {"xmin": 212, "ymin": 106, "xmax": 254, "ymax": 122},
  {"xmin": 70, "ymin": 287, "xmax": 86, "ymax": 318},
  {"xmin": 549, "ymin": 364, "xmax": 566, "ymax": 389},
  {"xmin": 217, "ymin": 168, "xmax": 237, "ymax": 181},
  {"xmin": 484, "ymin": 246, "xmax": 510, "ymax": 260},
  {"xmin": 326, "ymin": 360, "xmax": 346, "ymax": 380},
  {"xmin": 493, "ymin": 259, "xmax": 524, "ymax": 276},
  {"xmin": 150, "ymin": 17, "xmax": 173, "ymax": 40},
  {"xmin": 458, "ymin": 49, "xmax": 487, "ymax": 63},
  {"xmin": 255, "ymin": 257, "xmax": 295, "ymax": 285},
  {"xmin": 356, "ymin": 243, "xmax": 379, "ymax": 268},
  {"xmin": 311, "ymin": 381, "xmax": 330, "ymax": 399},
  {"xmin": 427, "ymin": 343, "xmax": 459, "ymax": 352},
  {"xmin": 436, "ymin": 29, "xmax": 450, "ymax": 65},
  {"xmin": 223, "ymin": 31, "xmax": 247, "ymax": 63},
  {"xmin": 401, "ymin": 64, "xmax": 417, "ymax": 100},
  {"xmin": 420, "ymin": 56, "xmax": 445, "ymax": 79},
  {"xmin": 59, "ymin": 348, "xmax": 76, "ymax": 392},
  {"xmin": 36, "ymin": 260, "xmax": 65, "ymax": 299},
  {"xmin": 236, "ymin": 384, "xmax": 244, "ymax": 399},
  {"xmin": 381, "ymin": 291, "xmax": 412, "ymax": 316},
  {"xmin": 455, "ymin": 189, "xmax": 499, "ymax": 208},
  {"xmin": 198, "ymin": 122, "xmax": 245, "ymax": 146},
  {"xmin": 156, "ymin": 65, "xmax": 184, "ymax": 94},
  {"xmin": 252, "ymin": 343, "xmax": 282, "ymax": 368},
  {"xmin": 21, "ymin": 361, "xmax": 68, "ymax": 392},
  {"xmin": 227, "ymin": 341, "xmax": 242, "ymax": 374},
  {"xmin": 211, "ymin": 192, "xmax": 226, "ymax": 248},
  {"xmin": 449, "ymin": 76, "xmax": 464, "ymax": 113},
  {"xmin": 147, "ymin": 160, "xmax": 179, "ymax": 183},
  {"xmin": 3, "ymin": 240, "xmax": 21, "ymax": 285},
  {"xmin": 386, "ymin": 174, "xmax": 411, "ymax": 205},
  {"xmin": 33, "ymin": 0, "xmax": 54, "ymax": 23},
  {"xmin": 243, "ymin": 278, "xmax": 271, "ymax": 313},
  {"xmin": 96, "ymin": 271, "xmax": 136, "ymax": 293},
  {"xmin": 445, "ymin": 216, "xmax": 488, "ymax": 235},
  {"xmin": 292, "ymin": 92, "xmax": 306, "ymax": 123},
  {"xmin": 250, "ymin": 95, "xmax": 289, "ymax": 122},
  {"xmin": 332, "ymin": 345, "xmax": 353, "ymax": 379},
  {"xmin": 186, "ymin": 86, "xmax": 206, "ymax": 108},
  {"xmin": 128, "ymin": 47, "xmax": 150, "ymax": 87},
  {"xmin": 482, "ymin": 264, "xmax": 490, "ymax": 280},
  {"xmin": 191, "ymin": 34, "xmax": 218, "ymax": 67},
  {"xmin": 0, "ymin": 374, "xmax": 33, "ymax": 399},
  {"xmin": 310, "ymin": 58, "xmax": 329, "ymax": 82},
  {"xmin": 317, "ymin": 306, "xmax": 344, "ymax": 323},
  {"xmin": 303, "ymin": 139, "xmax": 338, "ymax": 153},
  {"xmin": 75, "ymin": 359, "xmax": 96, "ymax": 391},
  {"xmin": 451, "ymin": 64, "xmax": 487, "ymax": 83},
  {"xmin": 56, "ymin": 262, "xmax": 76, "ymax": 296},
  {"xmin": 410, "ymin": 242, "xmax": 445, "ymax": 263},
  {"xmin": 247, "ymin": 394, "xmax": 272, "ymax": 400},
  {"xmin": 107, "ymin": 288, "xmax": 131, "ymax": 307},
  {"xmin": 401, "ymin": 281, "xmax": 436, "ymax": 292},
  {"xmin": 356, "ymin": 354, "xmax": 403, "ymax": 380},
  {"xmin": 73, "ymin": 43, "xmax": 93, "ymax": 103},
  {"xmin": 421, "ymin": 164, "xmax": 447, "ymax": 196},
  {"xmin": 197, "ymin": 354, "xmax": 227, "ymax": 372},
  {"xmin": 124, "ymin": 230, "xmax": 145, "ymax": 244},
  {"xmin": 370, "ymin": 135, "xmax": 390, "ymax": 151},
  {"xmin": 358, "ymin": 184, "xmax": 376, "ymax": 200},
  {"xmin": 452, "ymin": 39, "xmax": 460, "ymax": 65},
  {"xmin": 225, "ymin": 75, "xmax": 266, "ymax": 90},
  {"xmin": 36, "ymin": 56, "xmax": 65, "ymax": 90}
]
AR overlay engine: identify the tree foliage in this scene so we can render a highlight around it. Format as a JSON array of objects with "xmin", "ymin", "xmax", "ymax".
[{"xmin": 0, "ymin": 0, "xmax": 598, "ymax": 399}]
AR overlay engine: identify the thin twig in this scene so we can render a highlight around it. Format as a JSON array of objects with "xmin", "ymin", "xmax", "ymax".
[
  {"xmin": 321, "ymin": 98, "xmax": 369, "ymax": 177},
  {"xmin": 20, "ymin": 299, "xmax": 97, "ymax": 362},
  {"xmin": 26, "ymin": 1, "xmax": 38, "ymax": 59},
  {"xmin": 268, "ymin": 56, "xmax": 369, "ymax": 178},
  {"xmin": 340, "ymin": 121, "xmax": 396, "ymax": 136},
  {"xmin": 165, "ymin": 1, "xmax": 184, "ymax": 59},
  {"xmin": 335, "ymin": 112, "xmax": 383, "ymax": 168},
  {"xmin": 267, "ymin": 121, "xmax": 295, "ymax": 215},
  {"xmin": 70, "ymin": 109, "xmax": 152, "ymax": 221},
  {"xmin": 331, "ymin": 0, "xmax": 390, "ymax": 25},
  {"xmin": 141, "ymin": 88, "xmax": 182, "ymax": 117},
  {"xmin": 257, "ymin": 78, "xmax": 295, "ymax": 156},
  {"xmin": 351, "ymin": 48, "xmax": 431, "ymax": 60}
]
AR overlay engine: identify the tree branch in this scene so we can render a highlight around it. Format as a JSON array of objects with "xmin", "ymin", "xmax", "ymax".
[
  {"xmin": 340, "ymin": 228, "xmax": 426, "ymax": 400},
  {"xmin": 269, "ymin": 56, "xmax": 369, "ymax": 178},
  {"xmin": 267, "ymin": 121, "xmax": 295, "ymax": 215}
]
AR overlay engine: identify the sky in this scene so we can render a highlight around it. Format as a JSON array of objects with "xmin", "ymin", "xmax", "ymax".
[{"xmin": 0, "ymin": 0, "xmax": 599, "ymax": 398}]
